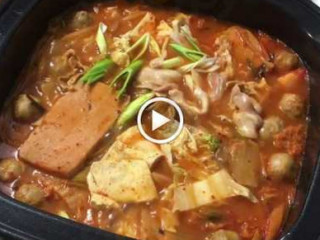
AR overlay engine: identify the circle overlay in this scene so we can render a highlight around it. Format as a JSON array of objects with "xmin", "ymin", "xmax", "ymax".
[{"xmin": 137, "ymin": 97, "xmax": 184, "ymax": 144}]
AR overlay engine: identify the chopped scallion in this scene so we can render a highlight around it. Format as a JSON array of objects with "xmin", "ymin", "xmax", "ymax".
[
  {"xmin": 116, "ymin": 92, "xmax": 155, "ymax": 128},
  {"xmin": 162, "ymin": 56, "xmax": 183, "ymax": 69},
  {"xmin": 181, "ymin": 25, "xmax": 201, "ymax": 51},
  {"xmin": 96, "ymin": 22, "xmax": 108, "ymax": 56},
  {"xmin": 111, "ymin": 59, "xmax": 143, "ymax": 97},
  {"xmin": 149, "ymin": 36, "xmax": 161, "ymax": 57},
  {"xmin": 170, "ymin": 43, "xmax": 205, "ymax": 62},
  {"xmin": 126, "ymin": 33, "xmax": 150, "ymax": 60},
  {"xmin": 80, "ymin": 58, "xmax": 114, "ymax": 84}
]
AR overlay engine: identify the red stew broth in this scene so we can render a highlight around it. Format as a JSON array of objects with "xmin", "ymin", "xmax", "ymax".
[{"xmin": 0, "ymin": 1, "xmax": 308, "ymax": 240}]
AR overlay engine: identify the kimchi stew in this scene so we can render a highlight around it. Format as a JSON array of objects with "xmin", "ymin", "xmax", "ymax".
[{"xmin": 0, "ymin": 1, "xmax": 308, "ymax": 240}]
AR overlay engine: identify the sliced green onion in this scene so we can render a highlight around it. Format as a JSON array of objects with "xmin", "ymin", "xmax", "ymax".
[
  {"xmin": 185, "ymin": 35, "xmax": 201, "ymax": 52},
  {"xmin": 116, "ymin": 92, "xmax": 155, "ymax": 128},
  {"xmin": 149, "ymin": 36, "xmax": 161, "ymax": 57},
  {"xmin": 180, "ymin": 62, "xmax": 197, "ymax": 73},
  {"xmin": 126, "ymin": 33, "xmax": 150, "ymax": 60},
  {"xmin": 126, "ymin": 12, "xmax": 154, "ymax": 38},
  {"xmin": 80, "ymin": 58, "xmax": 114, "ymax": 84},
  {"xmin": 96, "ymin": 22, "xmax": 108, "ymax": 56},
  {"xmin": 162, "ymin": 57, "xmax": 183, "ymax": 69},
  {"xmin": 170, "ymin": 43, "xmax": 205, "ymax": 62},
  {"xmin": 111, "ymin": 59, "xmax": 143, "ymax": 98},
  {"xmin": 179, "ymin": 58, "xmax": 203, "ymax": 73},
  {"xmin": 150, "ymin": 57, "xmax": 183, "ymax": 69},
  {"xmin": 181, "ymin": 25, "xmax": 201, "ymax": 51},
  {"xmin": 179, "ymin": 57, "xmax": 218, "ymax": 73}
]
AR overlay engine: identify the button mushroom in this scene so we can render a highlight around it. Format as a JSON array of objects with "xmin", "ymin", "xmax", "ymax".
[
  {"xmin": 13, "ymin": 94, "xmax": 44, "ymax": 122},
  {"xmin": 267, "ymin": 153, "xmax": 297, "ymax": 181},
  {"xmin": 71, "ymin": 11, "xmax": 92, "ymax": 29},
  {"xmin": 49, "ymin": 55, "xmax": 71, "ymax": 77},
  {"xmin": 279, "ymin": 93, "xmax": 304, "ymax": 118},
  {"xmin": 0, "ymin": 158, "xmax": 24, "ymax": 182},
  {"xmin": 15, "ymin": 184, "xmax": 45, "ymax": 206},
  {"xmin": 259, "ymin": 116, "xmax": 284, "ymax": 140},
  {"xmin": 274, "ymin": 50, "xmax": 299, "ymax": 72}
]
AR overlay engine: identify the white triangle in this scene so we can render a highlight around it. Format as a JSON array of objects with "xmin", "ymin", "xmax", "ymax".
[{"xmin": 152, "ymin": 110, "xmax": 171, "ymax": 131}]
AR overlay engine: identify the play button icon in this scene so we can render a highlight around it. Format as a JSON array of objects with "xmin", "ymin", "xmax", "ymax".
[
  {"xmin": 151, "ymin": 110, "xmax": 171, "ymax": 131},
  {"xmin": 137, "ymin": 97, "xmax": 184, "ymax": 144}
]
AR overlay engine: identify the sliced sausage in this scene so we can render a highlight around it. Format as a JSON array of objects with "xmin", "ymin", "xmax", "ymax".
[{"xmin": 19, "ymin": 83, "xmax": 120, "ymax": 177}]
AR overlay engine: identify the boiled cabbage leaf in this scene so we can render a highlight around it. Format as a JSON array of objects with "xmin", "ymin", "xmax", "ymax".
[{"xmin": 173, "ymin": 169, "xmax": 257, "ymax": 211}]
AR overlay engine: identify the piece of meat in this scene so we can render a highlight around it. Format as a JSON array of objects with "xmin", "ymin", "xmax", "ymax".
[
  {"xmin": 19, "ymin": 83, "xmax": 120, "ymax": 177},
  {"xmin": 230, "ymin": 85, "xmax": 262, "ymax": 139},
  {"xmin": 168, "ymin": 87, "xmax": 209, "ymax": 115},
  {"xmin": 233, "ymin": 111, "xmax": 262, "ymax": 139},
  {"xmin": 207, "ymin": 73, "xmax": 226, "ymax": 102},
  {"xmin": 218, "ymin": 26, "xmax": 272, "ymax": 75},
  {"xmin": 136, "ymin": 67, "xmax": 183, "ymax": 92},
  {"xmin": 273, "ymin": 125, "xmax": 306, "ymax": 157},
  {"xmin": 230, "ymin": 85, "xmax": 262, "ymax": 113}
]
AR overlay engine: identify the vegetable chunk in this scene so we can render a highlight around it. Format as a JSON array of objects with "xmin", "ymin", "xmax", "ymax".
[
  {"xmin": 19, "ymin": 83, "xmax": 120, "ymax": 177},
  {"xmin": 173, "ymin": 169, "xmax": 257, "ymax": 211},
  {"xmin": 230, "ymin": 141, "xmax": 261, "ymax": 187}
]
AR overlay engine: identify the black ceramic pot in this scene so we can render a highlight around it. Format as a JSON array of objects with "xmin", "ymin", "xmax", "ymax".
[{"xmin": 0, "ymin": 0, "xmax": 319, "ymax": 239}]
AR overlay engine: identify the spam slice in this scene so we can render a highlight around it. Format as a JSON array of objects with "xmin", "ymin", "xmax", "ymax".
[{"xmin": 19, "ymin": 83, "xmax": 120, "ymax": 177}]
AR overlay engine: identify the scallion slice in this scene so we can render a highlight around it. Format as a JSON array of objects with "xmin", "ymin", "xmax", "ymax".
[
  {"xmin": 96, "ymin": 22, "xmax": 108, "ymax": 56},
  {"xmin": 149, "ymin": 36, "xmax": 161, "ymax": 57},
  {"xmin": 126, "ymin": 33, "xmax": 151, "ymax": 60},
  {"xmin": 111, "ymin": 59, "xmax": 143, "ymax": 97},
  {"xmin": 162, "ymin": 57, "xmax": 183, "ymax": 69},
  {"xmin": 80, "ymin": 58, "xmax": 114, "ymax": 84},
  {"xmin": 181, "ymin": 25, "xmax": 201, "ymax": 51},
  {"xmin": 170, "ymin": 43, "xmax": 205, "ymax": 62},
  {"xmin": 116, "ymin": 92, "xmax": 155, "ymax": 128}
]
